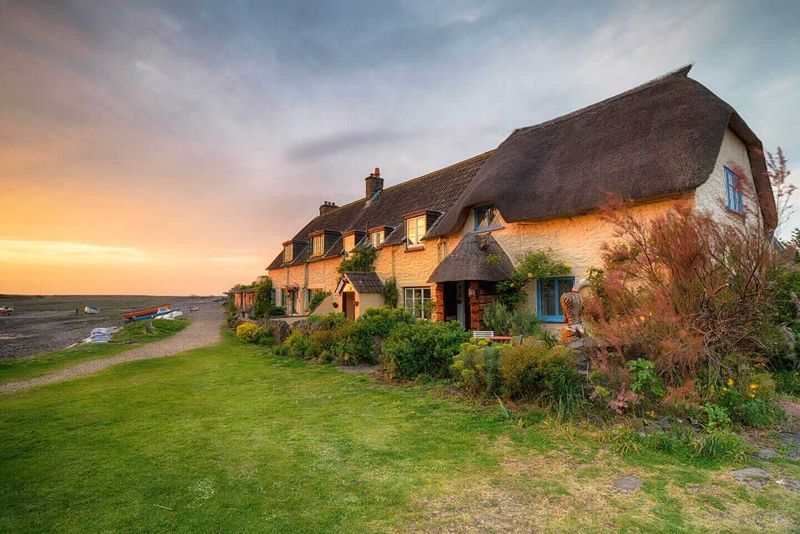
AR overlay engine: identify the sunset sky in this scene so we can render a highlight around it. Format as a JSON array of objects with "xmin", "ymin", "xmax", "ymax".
[{"xmin": 1, "ymin": 1, "xmax": 799, "ymax": 295}]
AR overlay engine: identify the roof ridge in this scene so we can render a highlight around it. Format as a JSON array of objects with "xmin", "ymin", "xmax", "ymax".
[
  {"xmin": 306, "ymin": 149, "xmax": 495, "ymax": 222},
  {"xmin": 515, "ymin": 64, "xmax": 694, "ymax": 137}
]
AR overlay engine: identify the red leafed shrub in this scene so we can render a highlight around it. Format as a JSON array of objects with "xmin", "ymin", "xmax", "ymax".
[{"xmin": 586, "ymin": 200, "xmax": 791, "ymax": 389}]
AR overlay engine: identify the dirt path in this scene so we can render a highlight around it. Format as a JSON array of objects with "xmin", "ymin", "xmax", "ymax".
[{"xmin": 0, "ymin": 304, "xmax": 223, "ymax": 394}]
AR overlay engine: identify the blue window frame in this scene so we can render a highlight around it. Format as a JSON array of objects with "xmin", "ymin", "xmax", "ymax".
[
  {"xmin": 473, "ymin": 205, "xmax": 500, "ymax": 231},
  {"xmin": 537, "ymin": 276, "xmax": 575, "ymax": 322},
  {"xmin": 724, "ymin": 166, "xmax": 744, "ymax": 214}
]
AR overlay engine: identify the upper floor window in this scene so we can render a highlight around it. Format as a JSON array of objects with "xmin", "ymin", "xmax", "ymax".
[
  {"xmin": 406, "ymin": 215, "xmax": 426, "ymax": 248},
  {"xmin": 343, "ymin": 234, "xmax": 356, "ymax": 254},
  {"xmin": 473, "ymin": 205, "xmax": 499, "ymax": 231},
  {"xmin": 370, "ymin": 230, "xmax": 385, "ymax": 248},
  {"xmin": 283, "ymin": 244, "xmax": 293, "ymax": 263},
  {"xmin": 724, "ymin": 166, "xmax": 744, "ymax": 214},
  {"xmin": 311, "ymin": 234, "xmax": 324, "ymax": 256},
  {"xmin": 537, "ymin": 276, "xmax": 575, "ymax": 322}
]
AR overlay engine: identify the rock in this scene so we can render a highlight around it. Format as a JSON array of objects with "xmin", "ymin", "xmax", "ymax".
[
  {"xmin": 776, "ymin": 478, "xmax": 800, "ymax": 492},
  {"xmin": 267, "ymin": 320, "xmax": 291, "ymax": 342},
  {"xmin": 731, "ymin": 468, "xmax": 771, "ymax": 488},
  {"xmin": 756, "ymin": 448, "xmax": 777, "ymax": 460},
  {"xmin": 613, "ymin": 476, "xmax": 642, "ymax": 493}
]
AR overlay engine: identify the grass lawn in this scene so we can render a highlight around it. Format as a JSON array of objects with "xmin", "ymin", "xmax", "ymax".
[
  {"xmin": 0, "ymin": 319, "xmax": 188, "ymax": 386},
  {"xmin": 1, "ymin": 334, "xmax": 798, "ymax": 533}
]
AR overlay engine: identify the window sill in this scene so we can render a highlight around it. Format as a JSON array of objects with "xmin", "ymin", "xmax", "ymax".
[
  {"xmin": 725, "ymin": 207, "xmax": 746, "ymax": 219},
  {"xmin": 405, "ymin": 244, "xmax": 425, "ymax": 252}
]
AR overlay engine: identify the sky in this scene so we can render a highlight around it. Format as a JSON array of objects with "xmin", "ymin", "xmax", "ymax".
[{"xmin": 1, "ymin": 0, "xmax": 798, "ymax": 295}]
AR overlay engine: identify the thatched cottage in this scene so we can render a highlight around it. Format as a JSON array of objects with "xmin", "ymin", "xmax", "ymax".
[{"xmin": 265, "ymin": 66, "xmax": 776, "ymax": 329}]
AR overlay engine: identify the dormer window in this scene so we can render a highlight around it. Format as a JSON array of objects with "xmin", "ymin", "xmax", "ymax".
[
  {"xmin": 343, "ymin": 234, "xmax": 356, "ymax": 254},
  {"xmin": 283, "ymin": 244, "xmax": 293, "ymax": 263},
  {"xmin": 311, "ymin": 234, "xmax": 324, "ymax": 257},
  {"xmin": 371, "ymin": 230, "xmax": 384, "ymax": 248},
  {"xmin": 406, "ymin": 215, "xmax": 426, "ymax": 248},
  {"xmin": 724, "ymin": 166, "xmax": 744, "ymax": 214},
  {"xmin": 474, "ymin": 205, "xmax": 500, "ymax": 232}
]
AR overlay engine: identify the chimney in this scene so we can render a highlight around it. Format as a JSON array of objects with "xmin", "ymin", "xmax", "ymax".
[
  {"xmin": 319, "ymin": 200, "xmax": 338, "ymax": 215},
  {"xmin": 365, "ymin": 167, "xmax": 383, "ymax": 202}
]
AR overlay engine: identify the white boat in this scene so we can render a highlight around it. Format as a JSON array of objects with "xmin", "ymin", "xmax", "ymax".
[
  {"xmin": 0, "ymin": 306, "xmax": 13, "ymax": 316},
  {"xmin": 84, "ymin": 306, "xmax": 100, "ymax": 314}
]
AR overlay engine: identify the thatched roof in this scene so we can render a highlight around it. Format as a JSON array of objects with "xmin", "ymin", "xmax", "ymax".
[
  {"xmin": 267, "ymin": 152, "xmax": 492, "ymax": 270},
  {"xmin": 427, "ymin": 233, "xmax": 513, "ymax": 283},
  {"xmin": 429, "ymin": 65, "xmax": 777, "ymax": 237}
]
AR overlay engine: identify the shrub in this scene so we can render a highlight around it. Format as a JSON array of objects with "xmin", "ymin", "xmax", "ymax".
[
  {"xmin": 252, "ymin": 277, "xmax": 274, "ymax": 319},
  {"xmin": 270, "ymin": 305, "xmax": 286, "ymax": 316},
  {"xmin": 496, "ymin": 249, "xmax": 570, "ymax": 307},
  {"xmin": 235, "ymin": 322, "xmax": 259, "ymax": 342},
  {"xmin": 382, "ymin": 321, "xmax": 470, "ymax": 380},
  {"xmin": 451, "ymin": 341, "xmax": 502, "ymax": 396},
  {"xmin": 307, "ymin": 312, "xmax": 348, "ymax": 330},
  {"xmin": 348, "ymin": 307, "xmax": 415, "ymax": 364},
  {"xmin": 712, "ymin": 373, "xmax": 783, "ymax": 428},
  {"xmin": 284, "ymin": 330, "xmax": 315, "ymax": 359},
  {"xmin": 337, "ymin": 245, "xmax": 376, "ymax": 274},
  {"xmin": 382, "ymin": 277, "xmax": 399, "ymax": 308},
  {"xmin": 692, "ymin": 429, "xmax": 748, "ymax": 461},
  {"xmin": 586, "ymin": 203, "xmax": 794, "ymax": 389},
  {"xmin": 225, "ymin": 307, "xmax": 239, "ymax": 329},
  {"xmin": 255, "ymin": 328, "xmax": 276, "ymax": 346},
  {"xmin": 775, "ymin": 369, "xmax": 800, "ymax": 396},
  {"xmin": 628, "ymin": 358, "xmax": 665, "ymax": 400},
  {"xmin": 482, "ymin": 301, "xmax": 511, "ymax": 335},
  {"xmin": 499, "ymin": 343, "xmax": 581, "ymax": 403}
]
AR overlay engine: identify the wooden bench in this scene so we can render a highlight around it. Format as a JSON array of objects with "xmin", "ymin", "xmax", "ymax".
[{"xmin": 472, "ymin": 330, "xmax": 495, "ymax": 339}]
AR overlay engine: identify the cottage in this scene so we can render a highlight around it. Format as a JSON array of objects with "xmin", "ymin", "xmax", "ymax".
[{"xmin": 266, "ymin": 65, "xmax": 776, "ymax": 329}]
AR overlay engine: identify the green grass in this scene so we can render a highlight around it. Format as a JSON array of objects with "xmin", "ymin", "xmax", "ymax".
[
  {"xmin": 1, "ymin": 334, "xmax": 798, "ymax": 533},
  {"xmin": 0, "ymin": 319, "xmax": 188, "ymax": 385}
]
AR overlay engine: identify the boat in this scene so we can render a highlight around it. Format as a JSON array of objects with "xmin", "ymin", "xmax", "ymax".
[
  {"xmin": 121, "ymin": 305, "xmax": 171, "ymax": 321},
  {"xmin": 0, "ymin": 306, "xmax": 13, "ymax": 316},
  {"xmin": 129, "ymin": 308, "xmax": 173, "ymax": 322},
  {"xmin": 84, "ymin": 306, "xmax": 100, "ymax": 314}
]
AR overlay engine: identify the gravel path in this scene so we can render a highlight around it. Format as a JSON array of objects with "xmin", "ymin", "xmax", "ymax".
[{"xmin": 0, "ymin": 304, "xmax": 223, "ymax": 394}]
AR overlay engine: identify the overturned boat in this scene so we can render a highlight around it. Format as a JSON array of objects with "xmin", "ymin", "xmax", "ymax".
[
  {"xmin": 121, "ymin": 305, "xmax": 171, "ymax": 321},
  {"xmin": 84, "ymin": 306, "xmax": 100, "ymax": 314}
]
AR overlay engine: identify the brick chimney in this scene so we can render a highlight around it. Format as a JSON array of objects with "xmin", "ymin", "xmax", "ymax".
[
  {"xmin": 319, "ymin": 200, "xmax": 338, "ymax": 215},
  {"xmin": 365, "ymin": 167, "xmax": 383, "ymax": 202}
]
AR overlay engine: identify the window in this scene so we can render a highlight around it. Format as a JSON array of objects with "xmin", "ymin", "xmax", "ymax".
[
  {"xmin": 283, "ymin": 244, "xmax": 293, "ymax": 263},
  {"xmin": 370, "ymin": 230, "xmax": 385, "ymax": 248},
  {"xmin": 311, "ymin": 234, "xmax": 324, "ymax": 256},
  {"xmin": 279, "ymin": 289, "xmax": 286, "ymax": 307},
  {"xmin": 270, "ymin": 288, "xmax": 276, "ymax": 306},
  {"xmin": 404, "ymin": 287, "xmax": 432, "ymax": 319},
  {"xmin": 724, "ymin": 166, "xmax": 744, "ymax": 214},
  {"xmin": 343, "ymin": 234, "xmax": 356, "ymax": 254},
  {"xmin": 406, "ymin": 215, "xmax": 426, "ymax": 248},
  {"xmin": 536, "ymin": 276, "xmax": 575, "ymax": 322},
  {"xmin": 473, "ymin": 205, "xmax": 499, "ymax": 231}
]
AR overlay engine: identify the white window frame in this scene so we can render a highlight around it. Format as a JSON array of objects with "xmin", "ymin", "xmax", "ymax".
[
  {"xmin": 406, "ymin": 215, "xmax": 426, "ymax": 248},
  {"xmin": 370, "ymin": 230, "xmax": 384, "ymax": 248},
  {"xmin": 283, "ymin": 244, "xmax": 293, "ymax": 263},
  {"xmin": 311, "ymin": 234, "xmax": 324, "ymax": 256},
  {"xmin": 404, "ymin": 287, "xmax": 432, "ymax": 319}
]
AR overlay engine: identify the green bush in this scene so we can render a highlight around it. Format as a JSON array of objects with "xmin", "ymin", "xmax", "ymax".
[
  {"xmin": 382, "ymin": 321, "xmax": 470, "ymax": 380},
  {"xmin": 628, "ymin": 358, "xmax": 665, "ymax": 400},
  {"xmin": 713, "ymin": 373, "xmax": 783, "ymax": 428},
  {"xmin": 499, "ymin": 343, "xmax": 581, "ymax": 403},
  {"xmin": 255, "ymin": 327, "xmax": 275, "ymax": 346},
  {"xmin": 235, "ymin": 322, "xmax": 260, "ymax": 343},
  {"xmin": 482, "ymin": 301, "xmax": 511, "ymax": 335},
  {"xmin": 348, "ymin": 307, "xmax": 415, "ymax": 364},
  {"xmin": 225, "ymin": 307, "xmax": 239, "ymax": 329},
  {"xmin": 307, "ymin": 312, "xmax": 348, "ymax": 330},
  {"xmin": 284, "ymin": 330, "xmax": 315, "ymax": 359},
  {"xmin": 775, "ymin": 369, "xmax": 800, "ymax": 396},
  {"xmin": 451, "ymin": 340, "xmax": 502, "ymax": 396}
]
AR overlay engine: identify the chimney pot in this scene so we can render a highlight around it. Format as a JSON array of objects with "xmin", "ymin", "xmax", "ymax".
[
  {"xmin": 365, "ymin": 167, "xmax": 384, "ymax": 203},
  {"xmin": 319, "ymin": 200, "xmax": 338, "ymax": 215}
]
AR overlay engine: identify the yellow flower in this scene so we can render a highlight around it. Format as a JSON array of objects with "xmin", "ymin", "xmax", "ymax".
[
  {"xmin": 727, "ymin": 378, "xmax": 734, "ymax": 387},
  {"xmin": 527, "ymin": 272, "xmax": 534, "ymax": 279},
  {"xmin": 749, "ymin": 383, "xmax": 758, "ymax": 389},
  {"xmin": 749, "ymin": 393, "xmax": 755, "ymax": 398}
]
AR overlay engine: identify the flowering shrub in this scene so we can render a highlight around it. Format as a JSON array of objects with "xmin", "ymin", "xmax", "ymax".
[
  {"xmin": 235, "ymin": 322, "xmax": 260, "ymax": 343},
  {"xmin": 451, "ymin": 340, "xmax": 502, "ymax": 396},
  {"xmin": 496, "ymin": 250, "xmax": 570, "ymax": 307},
  {"xmin": 586, "ymin": 202, "xmax": 791, "ymax": 388}
]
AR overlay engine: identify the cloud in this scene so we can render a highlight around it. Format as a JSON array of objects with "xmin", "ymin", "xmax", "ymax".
[
  {"xmin": 0, "ymin": 240, "xmax": 155, "ymax": 266},
  {"xmin": 286, "ymin": 129, "xmax": 405, "ymax": 161}
]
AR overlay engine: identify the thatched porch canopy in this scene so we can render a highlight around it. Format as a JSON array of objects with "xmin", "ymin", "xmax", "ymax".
[{"xmin": 427, "ymin": 233, "xmax": 513, "ymax": 283}]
